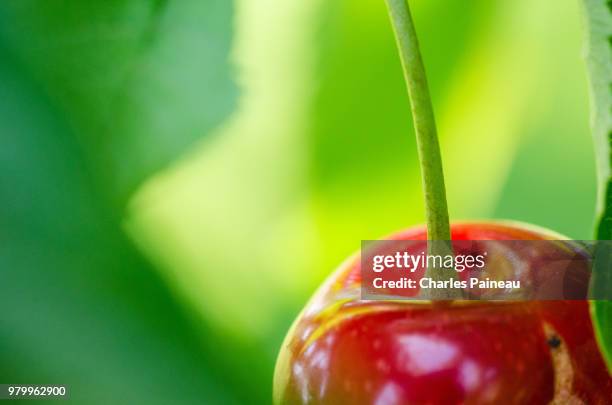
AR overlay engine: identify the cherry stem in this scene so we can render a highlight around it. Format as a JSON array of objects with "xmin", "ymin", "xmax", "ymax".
[{"xmin": 385, "ymin": 0, "xmax": 461, "ymax": 298}]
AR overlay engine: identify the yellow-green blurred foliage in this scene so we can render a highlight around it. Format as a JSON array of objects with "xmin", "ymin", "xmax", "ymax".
[{"xmin": 132, "ymin": 0, "xmax": 594, "ymax": 372}]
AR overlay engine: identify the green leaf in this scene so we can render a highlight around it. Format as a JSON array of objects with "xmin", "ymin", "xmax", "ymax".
[
  {"xmin": 0, "ymin": 53, "xmax": 242, "ymax": 404},
  {"xmin": 583, "ymin": 0, "xmax": 612, "ymax": 240},
  {"xmin": 591, "ymin": 301, "xmax": 612, "ymax": 372},
  {"xmin": 0, "ymin": 0, "xmax": 237, "ymax": 202},
  {"xmin": 582, "ymin": 0, "xmax": 612, "ymax": 372},
  {"xmin": 0, "ymin": 1, "xmax": 246, "ymax": 403}
]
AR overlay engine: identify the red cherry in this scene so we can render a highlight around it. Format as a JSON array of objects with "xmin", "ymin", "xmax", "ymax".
[{"xmin": 274, "ymin": 222, "xmax": 612, "ymax": 404}]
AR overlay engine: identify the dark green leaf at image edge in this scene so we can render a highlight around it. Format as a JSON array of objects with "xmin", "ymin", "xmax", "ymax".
[
  {"xmin": 584, "ymin": 0, "xmax": 612, "ymax": 372},
  {"xmin": 0, "ymin": 1, "xmax": 249, "ymax": 404}
]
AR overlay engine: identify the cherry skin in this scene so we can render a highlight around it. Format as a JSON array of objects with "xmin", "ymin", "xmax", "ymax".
[{"xmin": 274, "ymin": 222, "xmax": 612, "ymax": 404}]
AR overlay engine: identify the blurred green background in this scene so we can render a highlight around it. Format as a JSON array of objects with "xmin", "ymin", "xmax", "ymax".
[{"xmin": 0, "ymin": 0, "xmax": 596, "ymax": 403}]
